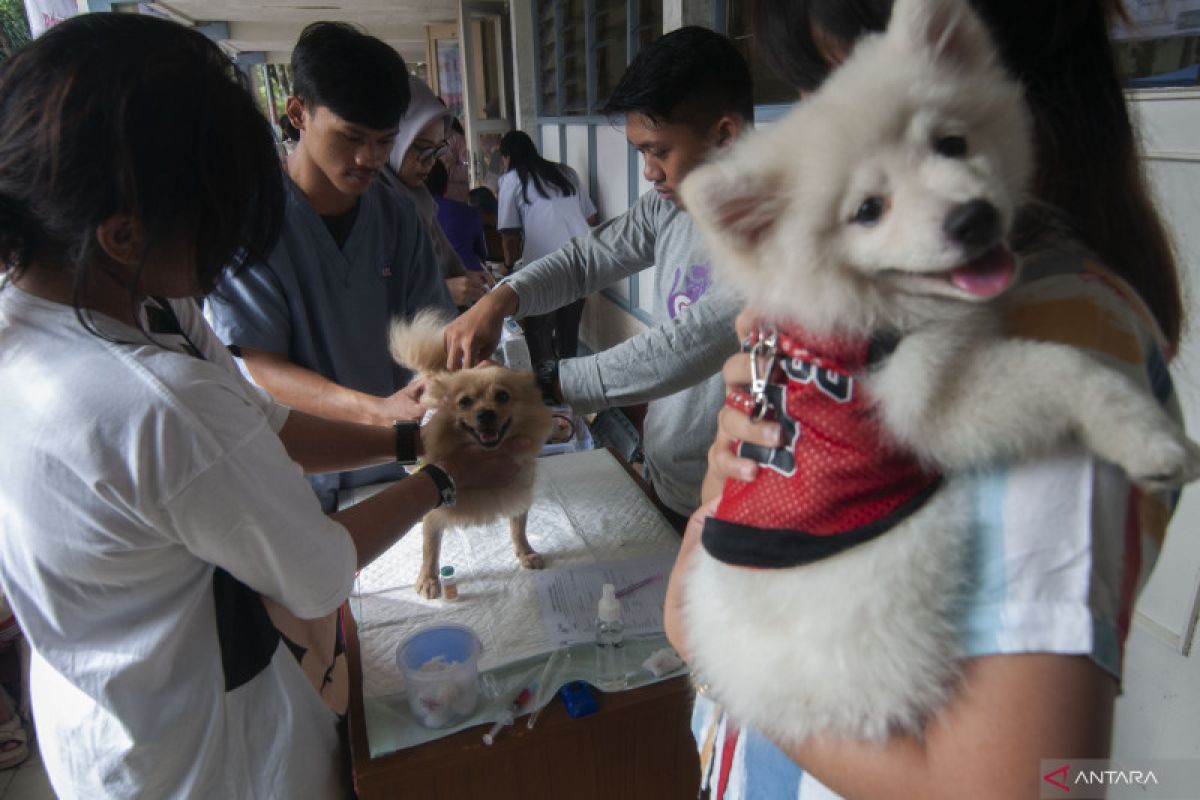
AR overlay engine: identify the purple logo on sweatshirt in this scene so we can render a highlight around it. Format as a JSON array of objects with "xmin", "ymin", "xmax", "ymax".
[{"xmin": 668, "ymin": 264, "xmax": 712, "ymax": 319}]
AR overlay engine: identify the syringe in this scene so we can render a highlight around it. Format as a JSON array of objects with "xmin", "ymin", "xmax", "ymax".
[{"xmin": 481, "ymin": 684, "xmax": 536, "ymax": 746}]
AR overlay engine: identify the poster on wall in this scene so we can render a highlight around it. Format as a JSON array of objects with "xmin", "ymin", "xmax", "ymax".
[
  {"xmin": 21, "ymin": 0, "xmax": 77, "ymax": 38},
  {"xmin": 1115, "ymin": 0, "xmax": 1200, "ymax": 40}
]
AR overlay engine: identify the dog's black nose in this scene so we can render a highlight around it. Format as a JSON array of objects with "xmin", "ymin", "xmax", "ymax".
[
  {"xmin": 477, "ymin": 408, "xmax": 498, "ymax": 427},
  {"xmin": 943, "ymin": 199, "xmax": 1000, "ymax": 247}
]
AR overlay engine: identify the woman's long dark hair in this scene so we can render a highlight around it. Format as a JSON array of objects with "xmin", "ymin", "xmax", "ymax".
[
  {"xmin": 0, "ymin": 13, "xmax": 284, "ymax": 334},
  {"xmin": 753, "ymin": 0, "xmax": 1184, "ymax": 351},
  {"xmin": 499, "ymin": 130, "xmax": 576, "ymax": 204}
]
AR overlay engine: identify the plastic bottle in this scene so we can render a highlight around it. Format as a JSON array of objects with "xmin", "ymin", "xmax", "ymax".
[
  {"xmin": 440, "ymin": 565, "xmax": 459, "ymax": 600},
  {"xmin": 498, "ymin": 317, "xmax": 532, "ymax": 372},
  {"xmin": 594, "ymin": 583, "xmax": 627, "ymax": 691}
]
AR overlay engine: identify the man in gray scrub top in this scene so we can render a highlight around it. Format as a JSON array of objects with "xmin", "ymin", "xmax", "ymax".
[
  {"xmin": 207, "ymin": 22, "xmax": 456, "ymax": 511},
  {"xmin": 446, "ymin": 27, "xmax": 752, "ymax": 526}
]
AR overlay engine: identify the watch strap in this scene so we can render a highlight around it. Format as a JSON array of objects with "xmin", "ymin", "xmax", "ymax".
[
  {"xmin": 535, "ymin": 359, "xmax": 562, "ymax": 405},
  {"xmin": 423, "ymin": 463, "xmax": 457, "ymax": 508},
  {"xmin": 393, "ymin": 420, "xmax": 419, "ymax": 465}
]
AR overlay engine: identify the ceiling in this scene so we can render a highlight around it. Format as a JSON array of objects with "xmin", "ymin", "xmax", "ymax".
[{"xmin": 144, "ymin": 1, "xmax": 460, "ymax": 67}]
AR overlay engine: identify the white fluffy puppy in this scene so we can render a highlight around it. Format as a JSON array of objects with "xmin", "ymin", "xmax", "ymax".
[{"xmin": 677, "ymin": 0, "xmax": 1200, "ymax": 745}]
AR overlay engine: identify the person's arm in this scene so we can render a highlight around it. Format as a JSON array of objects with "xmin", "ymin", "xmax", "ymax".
[
  {"xmin": 445, "ymin": 193, "xmax": 662, "ymax": 368},
  {"xmin": 421, "ymin": 200, "xmax": 488, "ymax": 308},
  {"xmin": 275, "ymin": 408, "xmax": 530, "ymax": 568},
  {"xmin": 556, "ymin": 286, "xmax": 742, "ymax": 414},
  {"xmin": 446, "ymin": 274, "xmax": 488, "ymax": 307},
  {"xmin": 428, "ymin": 212, "xmax": 488, "ymax": 307},
  {"xmin": 495, "ymin": 173, "xmax": 523, "ymax": 274},
  {"xmin": 331, "ymin": 472, "xmax": 443, "ymax": 567},
  {"xmin": 331, "ymin": 440, "xmax": 523, "ymax": 568},
  {"xmin": 275, "ymin": 409, "xmax": 395, "ymax": 473},
  {"xmin": 500, "ymin": 228, "xmax": 523, "ymax": 272},
  {"xmin": 776, "ymin": 654, "xmax": 1115, "ymax": 800},
  {"xmin": 665, "ymin": 511, "xmax": 1115, "ymax": 800},
  {"xmin": 504, "ymin": 194, "xmax": 659, "ymax": 315},
  {"xmin": 237, "ymin": 347, "xmax": 426, "ymax": 426}
]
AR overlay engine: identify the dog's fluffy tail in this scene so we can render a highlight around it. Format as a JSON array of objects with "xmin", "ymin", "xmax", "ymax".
[{"xmin": 389, "ymin": 309, "xmax": 453, "ymax": 374}]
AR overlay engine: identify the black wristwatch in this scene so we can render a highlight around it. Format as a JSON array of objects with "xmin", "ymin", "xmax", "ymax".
[
  {"xmin": 393, "ymin": 420, "xmax": 419, "ymax": 465},
  {"xmin": 423, "ymin": 463, "xmax": 457, "ymax": 508},
  {"xmin": 535, "ymin": 359, "xmax": 562, "ymax": 405}
]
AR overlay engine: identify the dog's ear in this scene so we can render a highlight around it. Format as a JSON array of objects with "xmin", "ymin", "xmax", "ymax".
[
  {"xmin": 680, "ymin": 153, "xmax": 788, "ymax": 254},
  {"xmin": 889, "ymin": 0, "xmax": 995, "ymax": 73}
]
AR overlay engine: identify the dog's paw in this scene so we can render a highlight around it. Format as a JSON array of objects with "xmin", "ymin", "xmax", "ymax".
[
  {"xmin": 1122, "ymin": 431, "xmax": 1200, "ymax": 491},
  {"xmin": 415, "ymin": 573, "xmax": 442, "ymax": 599},
  {"xmin": 517, "ymin": 552, "xmax": 545, "ymax": 570}
]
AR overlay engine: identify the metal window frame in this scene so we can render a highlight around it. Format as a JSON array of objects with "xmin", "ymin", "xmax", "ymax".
[{"xmin": 535, "ymin": 0, "xmax": 651, "ymax": 120}]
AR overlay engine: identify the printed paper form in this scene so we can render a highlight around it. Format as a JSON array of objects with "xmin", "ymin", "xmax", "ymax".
[{"xmin": 534, "ymin": 553, "xmax": 677, "ymax": 646}]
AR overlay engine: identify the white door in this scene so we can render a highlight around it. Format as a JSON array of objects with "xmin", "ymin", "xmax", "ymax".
[{"xmin": 458, "ymin": 0, "xmax": 514, "ymax": 192}]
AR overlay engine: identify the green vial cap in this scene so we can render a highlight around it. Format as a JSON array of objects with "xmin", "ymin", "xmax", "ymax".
[{"xmin": 440, "ymin": 566, "xmax": 455, "ymax": 578}]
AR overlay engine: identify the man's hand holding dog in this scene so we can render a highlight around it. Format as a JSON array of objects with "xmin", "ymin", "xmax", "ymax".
[
  {"xmin": 446, "ymin": 272, "xmax": 490, "ymax": 308},
  {"xmin": 702, "ymin": 308, "xmax": 786, "ymax": 503},
  {"xmin": 379, "ymin": 377, "xmax": 428, "ymax": 422},
  {"xmin": 444, "ymin": 283, "xmax": 519, "ymax": 369}
]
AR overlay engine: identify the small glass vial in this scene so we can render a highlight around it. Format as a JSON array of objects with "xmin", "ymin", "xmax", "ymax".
[
  {"xmin": 440, "ymin": 566, "xmax": 459, "ymax": 600},
  {"xmin": 594, "ymin": 583, "xmax": 626, "ymax": 690},
  {"xmin": 499, "ymin": 317, "xmax": 532, "ymax": 371}
]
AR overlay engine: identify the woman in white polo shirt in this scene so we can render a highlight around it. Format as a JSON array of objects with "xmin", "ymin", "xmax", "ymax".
[{"xmin": 496, "ymin": 130, "xmax": 599, "ymax": 368}]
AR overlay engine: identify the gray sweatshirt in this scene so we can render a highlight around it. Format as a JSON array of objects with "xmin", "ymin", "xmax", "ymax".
[{"xmin": 504, "ymin": 190, "xmax": 741, "ymax": 516}]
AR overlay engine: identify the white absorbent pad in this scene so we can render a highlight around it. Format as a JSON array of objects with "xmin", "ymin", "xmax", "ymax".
[{"xmin": 349, "ymin": 449, "xmax": 686, "ymax": 755}]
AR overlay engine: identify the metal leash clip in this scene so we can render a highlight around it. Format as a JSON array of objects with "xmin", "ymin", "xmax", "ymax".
[{"xmin": 749, "ymin": 326, "xmax": 778, "ymax": 421}]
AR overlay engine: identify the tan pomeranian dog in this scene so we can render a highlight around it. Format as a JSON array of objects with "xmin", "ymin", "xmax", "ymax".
[{"xmin": 390, "ymin": 310, "xmax": 553, "ymax": 599}]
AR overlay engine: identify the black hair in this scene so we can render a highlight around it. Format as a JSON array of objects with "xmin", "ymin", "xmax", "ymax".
[
  {"xmin": 468, "ymin": 186, "xmax": 498, "ymax": 217},
  {"xmin": 290, "ymin": 21, "xmax": 410, "ymax": 130},
  {"xmin": 601, "ymin": 26, "xmax": 753, "ymax": 130},
  {"xmin": 278, "ymin": 113, "xmax": 300, "ymax": 143},
  {"xmin": 425, "ymin": 159, "xmax": 449, "ymax": 197},
  {"xmin": 754, "ymin": 0, "xmax": 891, "ymax": 92},
  {"xmin": 498, "ymin": 130, "xmax": 575, "ymax": 204},
  {"xmin": 0, "ymin": 13, "xmax": 284, "ymax": 334},
  {"xmin": 753, "ymin": 0, "xmax": 1184, "ymax": 350}
]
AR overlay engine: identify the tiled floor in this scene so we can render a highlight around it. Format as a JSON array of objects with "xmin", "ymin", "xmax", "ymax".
[{"xmin": 0, "ymin": 722, "xmax": 54, "ymax": 800}]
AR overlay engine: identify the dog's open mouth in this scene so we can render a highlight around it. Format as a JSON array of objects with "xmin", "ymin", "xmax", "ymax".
[
  {"xmin": 945, "ymin": 245, "xmax": 1016, "ymax": 299},
  {"xmin": 458, "ymin": 418, "xmax": 511, "ymax": 449}
]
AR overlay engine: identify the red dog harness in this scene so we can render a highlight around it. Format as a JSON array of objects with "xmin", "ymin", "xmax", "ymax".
[{"xmin": 703, "ymin": 326, "xmax": 941, "ymax": 568}]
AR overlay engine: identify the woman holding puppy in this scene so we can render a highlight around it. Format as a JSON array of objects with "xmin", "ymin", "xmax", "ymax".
[
  {"xmin": 0, "ymin": 15, "xmax": 523, "ymax": 798},
  {"xmin": 664, "ymin": 1, "xmax": 1186, "ymax": 798}
]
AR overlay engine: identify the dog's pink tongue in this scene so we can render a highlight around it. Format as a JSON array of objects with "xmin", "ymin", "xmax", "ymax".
[{"xmin": 950, "ymin": 247, "xmax": 1015, "ymax": 298}]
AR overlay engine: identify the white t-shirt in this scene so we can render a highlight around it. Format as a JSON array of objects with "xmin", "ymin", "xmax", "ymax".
[
  {"xmin": 0, "ymin": 287, "xmax": 357, "ymax": 799},
  {"xmin": 497, "ymin": 165, "xmax": 596, "ymax": 266}
]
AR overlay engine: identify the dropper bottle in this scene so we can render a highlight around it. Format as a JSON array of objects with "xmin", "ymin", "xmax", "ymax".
[{"xmin": 594, "ymin": 583, "xmax": 627, "ymax": 691}]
